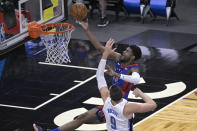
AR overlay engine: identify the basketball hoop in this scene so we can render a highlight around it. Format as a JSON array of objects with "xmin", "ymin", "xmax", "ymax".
[{"xmin": 28, "ymin": 21, "xmax": 74, "ymax": 64}]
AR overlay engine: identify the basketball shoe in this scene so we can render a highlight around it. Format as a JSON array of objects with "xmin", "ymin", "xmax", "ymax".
[{"xmin": 97, "ymin": 17, "xmax": 109, "ymax": 27}]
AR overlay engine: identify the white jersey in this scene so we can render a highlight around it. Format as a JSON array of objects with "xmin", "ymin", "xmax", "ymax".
[{"xmin": 103, "ymin": 97, "xmax": 131, "ymax": 131}]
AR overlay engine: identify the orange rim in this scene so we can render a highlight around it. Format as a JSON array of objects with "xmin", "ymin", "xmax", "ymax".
[
  {"xmin": 40, "ymin": 23, "xmax": 74, "ymax": 35},
  {"xmin": 28, "ymin": 21, "xmax": 41, "ymax": 38},
  {"xmin": 28, "ymin": 21, "xmax": 74, "ymax": 38}
]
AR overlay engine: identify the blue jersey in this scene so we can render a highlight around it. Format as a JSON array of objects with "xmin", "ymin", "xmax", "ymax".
[{"xmin": 112, "ymin": 61, "xmax": 139, "ymax": 100}]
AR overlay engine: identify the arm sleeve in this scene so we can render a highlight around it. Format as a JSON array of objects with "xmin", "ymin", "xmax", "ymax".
[
  {"xmin": 120, "ymin": 72, "xmax": 140, "ymax": 85},
  {"xmin": 96, "ymin": 59, "xmax": 107, "ymax": 89}
]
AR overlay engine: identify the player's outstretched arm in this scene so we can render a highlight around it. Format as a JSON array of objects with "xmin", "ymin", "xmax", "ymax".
[
  {"xmin": 123, "ymin": 88, "xmax": 157, "ymax": 118},
  {"xmin": 96, "ymin": 58, "xmax": 109, "ymax": 102},
  {"xmin": 79, "ymin": 19, "xmax": 121, "ymax": 61},
  {"xmin": 96, "ymin": 39, "xmax": 116, "ymax": 102}
]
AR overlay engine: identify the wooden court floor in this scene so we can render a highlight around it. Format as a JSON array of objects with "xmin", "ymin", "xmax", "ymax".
[{"xmin": 134, "ymin": 90, "xmax": 197, "ymax": 131}]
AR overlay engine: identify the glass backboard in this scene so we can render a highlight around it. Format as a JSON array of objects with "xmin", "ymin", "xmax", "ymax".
[{"xmin": 0, "ymin": 0, "xmax": 67, "ymax": 54}]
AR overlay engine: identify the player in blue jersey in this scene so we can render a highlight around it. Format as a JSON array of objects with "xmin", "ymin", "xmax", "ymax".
[
  {"xmin": 110, "ymin": 60, "xmax": 140, "ymax": 100},
  {"xmin": 79, "ymin": 19, "xmax": 142, "ymax": 124},
  {"xmin": 33, "ymin": 21, "xmax": 142, "ymax": 131},
  {"xmin": 97, "ymin": 39, "xmax": 156, "ymax": 131}
]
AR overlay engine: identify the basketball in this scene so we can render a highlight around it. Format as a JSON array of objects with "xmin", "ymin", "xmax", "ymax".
[{"xmin": 70, "ymin": 3, "xmax": 88, "ymax": 21}]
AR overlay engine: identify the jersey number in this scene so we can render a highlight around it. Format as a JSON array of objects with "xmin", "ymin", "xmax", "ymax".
[{"xmin": 110, "ymin": 116, "xmax": 116, "ymax": 129}]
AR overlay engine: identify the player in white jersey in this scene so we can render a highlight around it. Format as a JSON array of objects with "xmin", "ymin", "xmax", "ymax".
[
  {"xmin": 103, "ymin": 95, "xmax": 130, "ymax": 131},
  {"xmin": 96, "ymin": 39, "xmax": 157, "ymax": 131}
]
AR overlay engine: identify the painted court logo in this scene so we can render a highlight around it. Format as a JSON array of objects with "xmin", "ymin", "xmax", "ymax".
[{"xmin": 53, "ymin": 78, "xmax": 186, "ymax": 131}]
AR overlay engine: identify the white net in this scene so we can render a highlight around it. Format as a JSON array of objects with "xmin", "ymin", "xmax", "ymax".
[{"xmin": 40, "ymin": 23, "xmax": 73, "ymax": 64}]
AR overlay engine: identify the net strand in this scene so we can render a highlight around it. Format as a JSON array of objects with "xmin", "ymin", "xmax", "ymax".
[{"xmin": 40, "ymin": 24, "xmax": 73, "ymax": 64}]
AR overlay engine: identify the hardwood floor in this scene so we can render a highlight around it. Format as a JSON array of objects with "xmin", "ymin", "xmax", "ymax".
[{"xmin": 134, "ymin": 90, "xmax": 197, "ymax": 131}]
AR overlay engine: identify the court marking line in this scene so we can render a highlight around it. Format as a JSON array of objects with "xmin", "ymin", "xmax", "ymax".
[
  {"xmin": 129, "ymin": 82, "xmax": 186, "ymax": 99},
  {"xmin": 134, "ymin": 88, "xmax": 197, "ymax": 127},
  {"xmin": 50, "ymin": 93, "xmax": 59, "ymax": 96},
  {"xmin": 34, "ymin": 74, "xmax": 97, "ymax": 110},
  {"xmin": 39, "ymin": 62, "xmax": 98, "ymax": 70},
  {"xmin": 74, "ymin": 80, "xmax": 83, "ymax": 83},
  {"xmin": 0, "ymin": 104, "xmax": 34, "ymax": 110},
  {"xmin": 183, "ymin": 98, "xmax": 197, "ymax": 100},
  {"xmin": 34, "ymin": 62, "xmax": 104, "ymax": 110},
  {"xmin": 0, "ymin": 63, "xmax": 98, "ymax": 110}
]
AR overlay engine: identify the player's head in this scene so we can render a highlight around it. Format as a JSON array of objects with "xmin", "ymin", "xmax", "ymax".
[
  {"xmin": 109, "ymin": 85, "xmax": 122, "ymax": 101},
  {"xmin": 120, "ymin": 45, "xmax": 142, "ymax": 62}
]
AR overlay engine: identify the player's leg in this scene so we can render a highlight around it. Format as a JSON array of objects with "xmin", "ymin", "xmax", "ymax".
[
  {"xmin": 59, "ymin": 107, "xmax": 99, "ymax": 131},
  {"xmin": 97, "ymin": 0, "xmax": 109, "ymax": 27},
  {"xmin": 33, "ymin": 107, "xmax": 99, "ymax": 131},
  {"xmin": 99, "ymin": 0, "xmax": 106, "ymax": 18}
]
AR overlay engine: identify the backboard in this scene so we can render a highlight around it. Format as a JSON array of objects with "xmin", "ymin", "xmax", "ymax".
[{"xmin": 0, "ymin": 0, "xmax": 67, "ymax": 55}]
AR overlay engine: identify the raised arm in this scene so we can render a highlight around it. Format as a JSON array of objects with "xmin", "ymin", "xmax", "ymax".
[
  {"xmin": 96, "ymin": 39, "xmax": 116, "ymax": 102},
  {"xmin": 123, "ymin": 88, "xmax": 157, "ymax": 118},
  {"xmin": 79, "ymin": 19, "xmax": 121, "ymax": 61}
]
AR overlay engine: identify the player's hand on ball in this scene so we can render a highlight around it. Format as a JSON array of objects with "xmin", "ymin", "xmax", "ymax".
[{"xmin": 70, "ymin": 3, "xmax": 88, "ymax": 21}]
